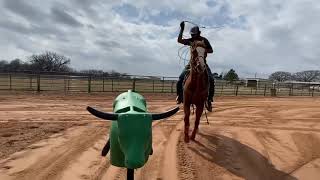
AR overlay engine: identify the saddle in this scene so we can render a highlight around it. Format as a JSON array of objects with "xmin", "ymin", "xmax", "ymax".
[{"xmin": 183, "ymin": 64, "xmax": 209, "ymax": 86}]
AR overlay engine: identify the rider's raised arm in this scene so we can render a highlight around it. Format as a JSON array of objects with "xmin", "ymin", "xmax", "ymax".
[
  {"xmin": 177, "ymin": 29, "xmax": 189, "ymax": 45},
  {"xmin": 204, "ymin": 38, "xmax": 213, "ymax": 53},
  {"xmin": 177, "ymin": 21, "xmax": 191, "ymax": 46}
]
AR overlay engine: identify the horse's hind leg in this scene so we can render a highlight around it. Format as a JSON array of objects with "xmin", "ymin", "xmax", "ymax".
[
  {"xmin": 184, "ymin": 104, "xmax": 191, "ymax": 143},
  {"xmin": 191, "ymin": 103, "xmax": 204, "ymax": 141}
]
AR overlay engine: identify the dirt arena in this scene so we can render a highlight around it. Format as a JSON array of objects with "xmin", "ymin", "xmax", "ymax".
[{"xmin": 0, "ymin": 93, "xmax": 320, "ymax": 180}]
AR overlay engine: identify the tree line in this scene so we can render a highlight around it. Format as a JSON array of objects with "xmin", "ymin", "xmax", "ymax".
[
  {"xmin": 216, "ymin": 69, "xmax": 320, "ymax": 83},
  {"xmin": 0, "ymin": 51, "xmax": 127, "ymax": 77},
  {"xmin": 0, "ymin": 51, "xmax": 240, "ymax": 81},
  {"xmin": 1, "ymin": 51, "xmax": 319, "ymax": 82},
  {"xmin": 269, "ymin": 71, "xmax": 320, "ymax": 82}
]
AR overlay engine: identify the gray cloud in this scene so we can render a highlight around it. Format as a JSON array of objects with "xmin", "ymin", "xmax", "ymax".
[
  {"xmin": 0, "ymin": 0, "xmax": 319, "ymax": 78},
  {"xmin": 51, "ymin": 6, "xmax": 83, "ymax": 27},
  {"xmin": 3, "ymin": 0, "xmax": 46, "ymax": 23},
  {"xmin": 96, "ymin": 40, "xmax": 121, "ymax": 49},
  {"xmin": 73, "ymin": 0, "xmax": 96, "ymax": 15},
  {"xmin": 87, "ymin": 24, "xmax": 95, "ymax": 29},
  {"xmin": 0, "ymin": 19, "xmax": 30, "ymax": 34},
  {"xmin": 0, "ymin": 18, "xmax": 68, "ymax": 43},
  {"xmin": 31, "ymin": 25, "xmax": 67, "ymax": 39}
]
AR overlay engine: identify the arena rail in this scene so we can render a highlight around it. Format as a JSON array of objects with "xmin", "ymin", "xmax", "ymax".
[{"xmin": 0, "ymin": 72, "xmax": 319, "ymax": 97}]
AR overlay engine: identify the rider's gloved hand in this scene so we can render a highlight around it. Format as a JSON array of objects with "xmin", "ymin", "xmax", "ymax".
[{"xmin": 180, "ymin": 21, "xmax": 185, "ymax": 30}]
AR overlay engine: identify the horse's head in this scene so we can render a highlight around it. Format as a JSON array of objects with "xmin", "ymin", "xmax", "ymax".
[{"xmin": 190, "ymin": 40, "xmax": 206, "ymax": 73}]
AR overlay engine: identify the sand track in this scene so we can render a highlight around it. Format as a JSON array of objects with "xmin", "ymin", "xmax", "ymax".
[{"xmin": 1, "ymin": 94, "xmax": 320, "ymax": 180}]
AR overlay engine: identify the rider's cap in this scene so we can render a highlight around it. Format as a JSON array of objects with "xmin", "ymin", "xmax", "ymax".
[{"xmin": 190, "ymin": 26, "xmax": 200, "ymax": 35}]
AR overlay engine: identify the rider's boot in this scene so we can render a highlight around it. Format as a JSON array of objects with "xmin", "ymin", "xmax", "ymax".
[
  {"xmin": 206, "ymin": 100, "xmax": 212, "ymax": 112},
  {"xmin": 176, "ymin": 78, "xmax": 183, "ymax": 104},
  {"xmin": 206, "ymin": 79, "xmax": 215, "ymax": 112}
]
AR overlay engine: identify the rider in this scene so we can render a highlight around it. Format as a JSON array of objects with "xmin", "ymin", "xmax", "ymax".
[{"xmin": 176, "ymin": 21, "xmax": 215, "ymax": 112}]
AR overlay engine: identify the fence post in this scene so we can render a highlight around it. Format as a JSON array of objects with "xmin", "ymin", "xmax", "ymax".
[
  {"xmin": 88, "ymin": 75, "xmax": 91, "ymax": 93},
  {"xmin": 235, "ymin": 85, "xmax": 239, "ymax": 96},
  {"xmin": 312, "ymin": 86, "xmax": 315, "ymax": 97},
  {"xmin": 102, "ymin": 77, "xmax": 105, "ymax": 92},
  {"xmin": 9, "ymin": 74, "xmax": 12, "ymax": 90},
  {"xmin": 220, "ymin": 83, "xmax": 224, "ymax": 96},
  {"xmin": 37, "ymin": 74, "xmax": 40, "ymax": 92},
  {"xmin": 132, "ymin": 78, "xmax": 136, "ymax": 92},
  {"xmin": 29, "ymin": 75, "xmax": 32, "ymax": 90},
  {"xmin": 162, "ymin": 77, "xmax": 164, "ymax": 93},
  {"xmin": 111, "ymin": 79, "xmax": 114, "ymax": 92},
  {"xmin": 152, "ymin": 80, "xmax": 155, "ymax": 93},
  {"xmin": 263, "ymin": 84, "xmax": 267, "ymax": 96},
  {"xmin": 67, "ymin": 78, "xmax": 70, "ymax": 91},
  {"xmin": 171, "ymin": 81, "xmax": 174, "ymax": 94},
  {"xmin": 64, "ymin": 76, "xmax": 67, "ymax": 94},
  {"xmin": 288, "ymin": 87, "xmax": 291, "ymax": 96}
]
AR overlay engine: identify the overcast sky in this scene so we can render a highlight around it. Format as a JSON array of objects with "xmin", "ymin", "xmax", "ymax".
[{"xmin": 0, "ymin": 0, "xmax": 319, "ymax": 78}]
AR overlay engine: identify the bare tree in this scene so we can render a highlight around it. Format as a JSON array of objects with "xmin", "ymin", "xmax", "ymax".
[
  {"xmin": 28, "ymin": 51, "xmax": 71, "ymax": 72},
  {"xmin": 293, "ymin": 70, "xmax": 320, "ymax": 82},
  {"xmin": 269, "ymin": 71, "xmax": 293, "ymax": 82}
]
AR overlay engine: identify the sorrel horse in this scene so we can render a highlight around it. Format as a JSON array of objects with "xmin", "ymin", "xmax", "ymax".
[{"xmin": 183, "ymin": 40, "xmax": 209, "ymax": 143}]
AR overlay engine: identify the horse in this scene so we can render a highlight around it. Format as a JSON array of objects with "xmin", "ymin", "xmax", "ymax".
[{"xmin": 183, "ymin": 40, "xmax": 209, "ymax": 143}]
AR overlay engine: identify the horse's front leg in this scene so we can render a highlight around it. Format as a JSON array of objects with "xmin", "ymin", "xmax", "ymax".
[
  {"xmin": 183, "ymin": 104, "xmax": 191, "ymax": 143},
  {"xmin": 191, "ymin": 103, "xmax": 204, "ymax": 141}
]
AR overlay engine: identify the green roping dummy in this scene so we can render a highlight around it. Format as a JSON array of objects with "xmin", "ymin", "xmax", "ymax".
[{"xmin": 87, "ymin": 90, "xmax": 179, "ymax": 169}]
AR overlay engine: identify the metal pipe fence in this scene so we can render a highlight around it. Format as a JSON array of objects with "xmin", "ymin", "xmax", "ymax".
[{"xmin": 1, "ymin": 72, "xmax": 320, "ymax": 96}]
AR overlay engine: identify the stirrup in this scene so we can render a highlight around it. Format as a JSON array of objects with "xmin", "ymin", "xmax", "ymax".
[{"xmin": 176, "ymin": 96, "xmax": 182, "ymax": 104}]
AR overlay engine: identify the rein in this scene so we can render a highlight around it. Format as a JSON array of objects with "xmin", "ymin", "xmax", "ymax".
[{"xmin": 190, "ymin": 43, "xmax": 206, "ymax": 74}]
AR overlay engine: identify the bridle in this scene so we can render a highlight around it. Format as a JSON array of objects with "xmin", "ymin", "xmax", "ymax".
[{"xmin": 190, "ymin": 41, "xmax": 206, "ymax": 74}]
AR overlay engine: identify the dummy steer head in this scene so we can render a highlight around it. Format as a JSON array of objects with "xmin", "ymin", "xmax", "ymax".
[{"xmin": 87, "ymin": 90, "xmax": 179, "ymax": 169}]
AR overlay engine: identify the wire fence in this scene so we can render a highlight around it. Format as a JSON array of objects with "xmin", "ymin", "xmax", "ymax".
[{"xmin": 1, "ymin": 72, "xmax": 320, "ymax": 97}]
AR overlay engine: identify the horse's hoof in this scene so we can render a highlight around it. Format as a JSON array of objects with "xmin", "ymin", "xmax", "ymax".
[
  {"xmin": 184, "ymin": 134, "xmax": 190, "ymax": 143},
  {"xmin": 190, "ymin": 133, "xmax": 196, "ymax": 141}
]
